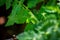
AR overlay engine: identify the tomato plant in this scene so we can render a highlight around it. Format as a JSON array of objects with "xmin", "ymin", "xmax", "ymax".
[{"xmin": 0, "ymin": 0, "xmax": 60, "ymax": 40}]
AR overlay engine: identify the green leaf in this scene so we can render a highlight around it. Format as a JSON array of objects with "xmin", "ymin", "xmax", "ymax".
[
  {"xmin": 0, "ymin": 0, "xmax": 6, "ymax": 6},
  {"xmin": 46, "ymin": 0, "xmax": 57, "ymax": 6},
  {"xmin": 5, "ymin": 3, "xmax": 30, "ymax": 26},
  {"xmin": 24, "ymin": 23, "xmax": 35, "ymax": 31},
  {"xmin": 5, "ymin": 17, "xmax": 15, "ymax": 26},
  {"xmin": 20, "ymin": 0, "xmax": 25, "ymax": 3},
  {"xmin": 6, "ymin": 0, "xmax": 13, "ymax": 10},
  {"xmin": 27, "ymin": 0, "xmax": 44, "ymax": 8}
]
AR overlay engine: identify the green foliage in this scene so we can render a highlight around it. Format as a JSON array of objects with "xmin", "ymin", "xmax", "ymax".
[
  {"xmin": 0, "ymin": 0, "xmax": 60, "ymax": 40},
  {"xmin": 17, "ymin": 5, "xmax": 60, "ymax": 40},
  {"xmin": 27, "ymin": 0, "xmax": 44, "ymax": 8},
  {"xmin": 6, "ymin": 0, "xmax": 12, "ymax": 9},
  {"xmin": 46, "ymin": 0, "xmax": 57, "ymax": 6},
  {"xmin": 24, "ymin": 23, "xmax": 35, "ymax": 31},
  {"xmin": 5, "ymin": 3, "xmax": 30, "ymax": 26},
  {"xmin": 16, "ymin": 0, "xmax": 60, "ymax": 40},
  {"xmin": 0, "ymin": 0, "xmax": 6, "ymax": 6},
  {"xmin": 1, "ymin": 0, "xmax": 39, "ymax": 26}
]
